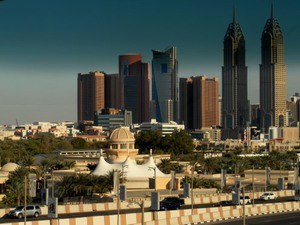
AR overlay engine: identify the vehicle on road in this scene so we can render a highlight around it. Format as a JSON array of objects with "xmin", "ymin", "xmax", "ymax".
[
  {"xmin": 8, "ymin": 205, "xmax": 41, "ymax": 219},
  {"xmin": 239, "ymin": 196, "xmax": 251, "ymax": 204},
  {"xmin": 159, "ymin": 196, "xmax": 184, "ymax": 211},
  {"xmin": 213, "ymin": 200, "xmax": 233, "ymax": 207},
  {"xmin": 260, "ymin": 192, "xmax": 277, "ymax": 200}
]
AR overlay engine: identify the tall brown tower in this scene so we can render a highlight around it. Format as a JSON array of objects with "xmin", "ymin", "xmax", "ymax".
[
  {"xmin": 77, "ymin": 71, "xmax": 105, "ymax": 123},
  {"xmin": 260, "ymin": 3, "xmax": 286, "ymax": 132},
  {"xmin": 179, "ymin": 76, "xmax": 219, "ymax": 130}
]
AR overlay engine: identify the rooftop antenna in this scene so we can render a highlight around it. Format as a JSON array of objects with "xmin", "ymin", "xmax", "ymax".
[
  {"xmin": 233, "ymin": 6, "xmax": 236, "ymax": 24},
  {"xmin": 271, "ymin": 0, "xmax": 275, "ymax": 19}
]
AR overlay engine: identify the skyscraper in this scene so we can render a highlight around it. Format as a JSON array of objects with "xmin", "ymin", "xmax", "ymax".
[
  {"xmin": 77, "ymin": 71, "xmax": 105, "ymax": 123},
  {"xmin": 180, "ymin": 76, "xmax": 219, "ymax": 130},
  {"xmin": 222, "ymin": 9, "xmax": 248, "ymax": 138},
  {"xmin": 260, "ymin": 4, "xmax": 286, "ymax": 133},
  {"xmin": 152, "ymin": 47, "xmax": 178, "ymax": 123},
  {"xmin": 104, "ymin": 73, "xmax": 119, "ymax": 109},
  {"xmin": 119, "ymin": 54, "xmax": 150, "ymax": 123}
]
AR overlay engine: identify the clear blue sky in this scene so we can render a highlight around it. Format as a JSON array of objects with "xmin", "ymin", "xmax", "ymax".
[{"xmin": 0, "ymin": 0, "xmax": 299, "ymax": 125}]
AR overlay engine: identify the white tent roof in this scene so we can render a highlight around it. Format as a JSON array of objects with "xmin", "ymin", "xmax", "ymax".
[{"xmin": 91, "ymin": 156, "xmax": 167, "ymax": 178}]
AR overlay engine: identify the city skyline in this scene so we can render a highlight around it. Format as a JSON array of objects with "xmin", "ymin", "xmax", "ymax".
[{"xmin": 0, "ymin": 0, "xmax": 300, "ymax": 124}]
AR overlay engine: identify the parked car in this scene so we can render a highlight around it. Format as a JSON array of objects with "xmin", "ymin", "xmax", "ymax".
[
  {"xmin": 260, "ymin": 192, "xmax": 277, "ymax": 200},
  {"xmin": 239, "ymin": 196, "xmax": 251, "ymax": 204},
  {"xmin": 8, "ymin": 205, "xmax": 41, "ymax": 219},
  {"xmin": 213, "ymin": 200, "xmax": 233, "ymax": 207},
  {"xmin": 159, "ymin": 196, "xmax": 184, "ymax": 211}
]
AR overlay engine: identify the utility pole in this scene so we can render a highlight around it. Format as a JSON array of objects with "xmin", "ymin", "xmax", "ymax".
[
  {"xmin": 24, "ymin": 176, "xmax": 27, "ymax": 225},
  {"xmin": 252, "ymin": 165, "xmax": 255, "ymax": 206}
]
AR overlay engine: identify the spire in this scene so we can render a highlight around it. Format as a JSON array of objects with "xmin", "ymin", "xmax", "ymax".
[
  {"xmin": 271, "ymin": 0, "xmax": 274, "ymax": 19},
  {"xmin": 233, "ymin": 7, "xmax": 236, "ymax": 24}
]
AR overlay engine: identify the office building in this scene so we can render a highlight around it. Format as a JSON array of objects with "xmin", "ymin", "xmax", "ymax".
[
  {"xmin": 179, "ymin": 76, "xmax": 219, "ymax": 130},
  {"xmin": 260, "ymin": 4, "xmax": 286, "ymax": 132},
  {"xmin": 250, "ymin": 104, "xmax": 260, "ymax": 127},
  {"xmin": 222, "ymin": 10, "xmax": 248, "ymax": 138},
  {"xmin": 135, "ymin": 119, "xmax": 184, "ymax": 137},
  {"xmin": 105, "ymin": 73, "xmax": 119, "ymax": 109},
  {"xmin": 119, "ymin": 54, "xmax": 150, "ymax": 123},
  {"xmin": 152, "ymin": 47, "xmax": 178, "ymax": 123},
  {"xmin": 77, "ymin": 71, "xmax": 105, "ymax": 123},
  {"xmin": 94, "ymin": 108, "xmax": 132, "ymax": 132}
]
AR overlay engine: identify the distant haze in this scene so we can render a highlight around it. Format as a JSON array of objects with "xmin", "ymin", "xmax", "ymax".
[{"xmin": 0, "ymin": 0, "xmax": 299, "ymax": 124}]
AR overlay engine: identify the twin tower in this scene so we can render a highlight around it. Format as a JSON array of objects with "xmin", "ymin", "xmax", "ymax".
[{"xmin": 222, "ymin": 3, "xmax": 286, "ymax": 138}]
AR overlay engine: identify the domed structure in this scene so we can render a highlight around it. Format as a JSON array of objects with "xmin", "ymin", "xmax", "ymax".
[
  {"xmin": 106, "ymin": 127, "xmax": 138, "ymax": 163},
  {"xmin": 110, "ymin": 127, "xmax": 135, "ymax": 142},
  {"xmin": 1, "ymin": 163, "xmax": 19, "ymax": 173}
]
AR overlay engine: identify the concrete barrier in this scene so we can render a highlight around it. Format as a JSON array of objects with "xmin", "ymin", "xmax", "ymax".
[{"xmin": 0, "ymin": 190, "xmax": 296, "ymax": 225}]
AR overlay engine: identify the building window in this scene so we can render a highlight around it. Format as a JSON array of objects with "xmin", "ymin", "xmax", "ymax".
[
  {"xmin": 121, "ymin": 144, "xmax": 127, "ymax": 149},
  {"xmin": 161, "ymin": 64, "xmax": 168, "ymax": 73},
  {"xmin": 112, "ymin": 144, "xmax": 118, "ymax": 149}
]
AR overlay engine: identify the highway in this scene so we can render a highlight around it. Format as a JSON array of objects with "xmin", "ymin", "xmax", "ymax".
[
  {"xmin": 206, "ymin": 211, "xmax": 300, "ymax": 225},
  {"xmin": 0, "ymin": 196, "xmax": 297, "ymax": 224}
]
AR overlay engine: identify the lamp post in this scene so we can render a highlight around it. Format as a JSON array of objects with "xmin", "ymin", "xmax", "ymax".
[
  {"xmin": 51, "ymin": 169, "xmax": 54, "ymax": 199},
  {"xmin": 242, "ymin": 187, "xmax": 246, "ymax": 225},
  {"xmin": 148, "ymin": 167, "xmax": 156, "ymax": 191},
  {"xmin": 24, "ymin": 175, "xmax": 27, "ymax": 225},
  {"xmin": 252, "ymin": 165, "xmax": 255, "ymax": 206},
  {"xmin": 121, "ymin": 165, "xmax": 128, "ymax": 184},
  {"xmin": 191, "ymin": 161, "xmax": 198, "ymax": 214},
  {"xmin": 127, "ymin": 200, "xmax": 145, "ymax": 225}
]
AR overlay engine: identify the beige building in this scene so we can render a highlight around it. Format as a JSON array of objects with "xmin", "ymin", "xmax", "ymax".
[
  {"xmin": 92, "ymin": 127, "xmax": 173, "ymax": 189},
  {"xmin": 260, "ymin": 6, "xmax": 286, "ymax": 132}
]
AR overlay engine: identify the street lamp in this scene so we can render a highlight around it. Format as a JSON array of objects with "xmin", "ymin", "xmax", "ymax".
[
  {"xmin": 242, "ymin": 187, "xmax": 246, "ymax": 225},
  {"xmin": 252, "ymin": 165, "xmax": 255, "ymax": 206},
  {"xmin": 232, "ymin": 188, "xmax": 246, "ymax": 225},
  {"xmin": 148, "ymin": 167, "xmax": 156, "ymax": 191},
  {"xmin": 24, "ymin": 175, "xmax": 27, "ymax": 225},
  {"xmin": 191, "ymin": 161, "xmax": 198, "ymax": 214},
  {"xmin": 121, "ymin": 165, "xmax": 128, "ymax": 184}
]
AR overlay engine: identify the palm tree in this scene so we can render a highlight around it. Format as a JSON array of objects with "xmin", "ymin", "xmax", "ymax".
[{"xmin": 2, "ymin": 167, "xmax": 29, "ymax": 206}]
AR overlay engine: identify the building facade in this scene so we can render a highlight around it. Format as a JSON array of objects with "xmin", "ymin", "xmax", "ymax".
[
  {"xmin": 94, "ymin": 108, "xmax": 132, "ymax": 132},
  {"xmin": 260, "ymin": 4, "xmax": 286, "ymax": 133},
  {"xmin": 77, "ymin": 71, "xmax": 105, "ymax": 123},
  {"xmin": 105, "ymin": 73, "xmax": 119, "ymax": 109},
  {"xmin": 179, "ymin": 76, "xmax": 219, "ymax": 130},
  {"xmin": 119, "ymin": 54, "xmax": 150, "ymax": 123},
  {"xmin": 222, "ymin": 10, "xmax": 248, "ymax": 138},
  {"xmin": 152, "ymin": 47, "xmax": 178, "ymax": 123}
]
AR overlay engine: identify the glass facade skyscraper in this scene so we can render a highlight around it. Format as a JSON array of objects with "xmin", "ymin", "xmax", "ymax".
[
  {"xmin": 152, "ymin": 47, "xmax": 178, "ymax": 123},
  {"xmin": 222, "ymin": 10, "xmax": 248, "ymax": 138},
  {"xmin": 260, "ymin": 4, "xmax": 286, "ymax": 133}
]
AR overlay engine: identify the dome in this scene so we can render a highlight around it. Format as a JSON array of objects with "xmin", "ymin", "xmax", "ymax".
[
  {"xmin": 110, "ymin": 127, "xmax": 135, "ymax": 142},
  {"xmin": 1, "ymin": 163, "xmax": 19, "ymax": 173}
]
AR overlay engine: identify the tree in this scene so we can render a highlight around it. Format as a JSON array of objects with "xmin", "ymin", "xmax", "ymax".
[
  {"xmin": 135, "ymin": 130, "xmax": 163, "ymax": 154},
  {"xmin": 56, "ymin": 171, "xmax": 116, "ymax": 198},
  {"xmin": 183, "ymin": 176, "xmax": 220, "ymax": 189},
  {"xmin": 162, "ymin": 130, "xmax": 194, "ymax": 155},
  {"xmin": 157, "ymin": 159, "xmax": 182, "ymax": 174},
  {"xmin": 70, "ymin": 138, "xmax": 87, "ymax": 149},
  {"xmin": 2, "ymin": 167, "xmax": 30, "ymax": 206}
]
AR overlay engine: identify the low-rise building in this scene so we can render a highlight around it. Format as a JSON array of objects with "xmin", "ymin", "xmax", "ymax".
[{"xmin": 134, "ymin": 119, "xmax": 184, "ymax": 136}]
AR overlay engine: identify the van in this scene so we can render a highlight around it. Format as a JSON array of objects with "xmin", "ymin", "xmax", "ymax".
[{"xmin": 8, "ymin": 205, "xmax": 41, "ymax": 219}]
